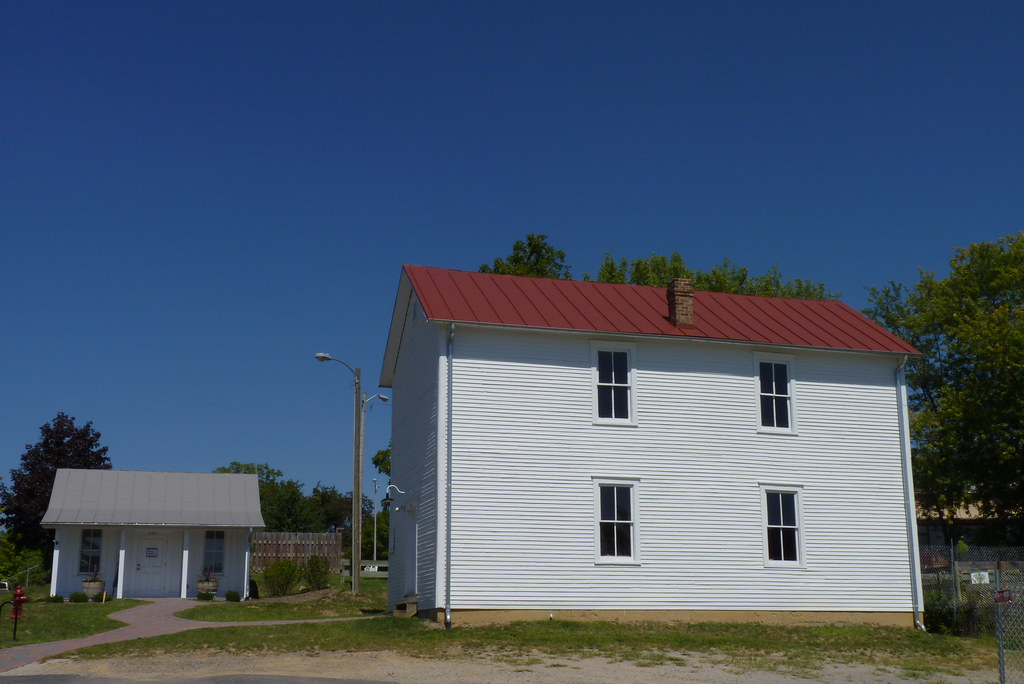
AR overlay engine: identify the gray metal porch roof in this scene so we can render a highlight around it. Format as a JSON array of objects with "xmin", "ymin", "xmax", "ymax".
[{"xmin": 41, "ymin": 469, "xmax": 265, "ymax": 528}]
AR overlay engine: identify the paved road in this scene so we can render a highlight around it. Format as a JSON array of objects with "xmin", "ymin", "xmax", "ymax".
[
  {"xmin": 0, "ymin": 600, "xmax": 377, "ymax": 676},
  {"xmin": 1, "ymin": 676, "xmax": 386, "ymax": 683}
]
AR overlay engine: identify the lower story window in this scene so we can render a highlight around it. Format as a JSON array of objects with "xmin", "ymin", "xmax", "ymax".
[
  {"xmin": 598, "ymin": 483, "xmax": 634, "ymax": 560},
  {"xmin": 79, "ymin": 529, "xmax": 102, "ymax": 573},
  {"xmin": 203, "ymin": 531, "xmax": 225, "ymax": 575},
  {"xmin": 764, "ymin": 489, "xmax": 800, "ymax": 563}
]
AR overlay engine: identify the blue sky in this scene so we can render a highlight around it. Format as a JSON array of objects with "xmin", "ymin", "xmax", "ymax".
[{"xmin": 2, "ymin": 1, "xmax": 1021, "ymax": 500}]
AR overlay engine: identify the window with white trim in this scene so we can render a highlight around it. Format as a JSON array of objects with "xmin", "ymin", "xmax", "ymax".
[
  {"xmin": 756, "ymin": 357, "xmax": 794, "ymax": 431},
  {"xmin": 78, "ymin": 529, "xmax": 102, "ymax": 573},
  {"xmin": 592, "ymin": 344, "xmax": 635, "ymax": 423},
  {"xmin": 203, "ymin": 530, "xmax": 225, "ymax": 575},
  {"xmin": 762, "ymin": 487, "xmax": 802, "ymax": 565},
  {"xmin": 595, "ymin": 481, "xmax": 636, "ymax": 561}
]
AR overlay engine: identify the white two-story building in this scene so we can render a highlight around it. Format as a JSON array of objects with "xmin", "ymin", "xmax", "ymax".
[{"xmin": 380, "ymin": 265, "xmax": 923, "ymax": 628}]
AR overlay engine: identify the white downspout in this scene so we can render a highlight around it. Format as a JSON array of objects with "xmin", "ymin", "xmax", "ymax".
[
  {"xmin": 444, "ymin": 323, "xmax": 455, "ymax": 629},
  {"xmin": 897, "ymin": 355, "xmax": 926, "ymax": 630}
]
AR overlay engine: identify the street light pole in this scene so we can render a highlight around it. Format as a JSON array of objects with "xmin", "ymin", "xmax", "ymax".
[
  {"xmin": 352, "ymin": 368, "xmax": 363, "ymax": 594},
  {"xmin": 315, "ymin": 353, "xmax": 363, "ymax": 594},
  {"xmin": 316, "ymin": 353, "xmax": 390, "ymax": 595}
]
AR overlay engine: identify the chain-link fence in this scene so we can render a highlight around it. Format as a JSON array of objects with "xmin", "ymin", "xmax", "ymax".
[{"xmin": 921, "ymin": 544, "xmax": 1023, "ymax": 683}]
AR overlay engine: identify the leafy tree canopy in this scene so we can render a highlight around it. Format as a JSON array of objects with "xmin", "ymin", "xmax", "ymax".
[
  {"xmin": 592, "ymin": 252, "xmax": 838, "ymax": 299},
  {"xmin": 372, "ymin": 445, "xmax": 391, "ymax": 476},
  {"xmin": 215, "ymin": 462, "xmax": 317, "ymax": 532},
  {"xmin": 480, "ymin": 233, "xmax": 571, "ymax": 279},
  {"xmin": 0, "ymin": 413, "xmax": 111, "ymax": 553},
  {"xmin": 480, "ymin": 235, "xmax": 836, "ymax": 299},
  {"xmin": 214, "ymin": 461, "xmax": 283, "ymax": 485},
  {"xmin": 865, "ymin": 232, "xmax": 1024, "ymax": 541}
]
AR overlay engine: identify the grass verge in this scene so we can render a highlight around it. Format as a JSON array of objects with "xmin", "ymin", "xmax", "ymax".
[
  {"xmin": 0, "ymin": 598, "xmax": 145, "ymax": 649},
  {"xmin": 67, "ymin": 618, "xmax": 995, "ymax": 679}
]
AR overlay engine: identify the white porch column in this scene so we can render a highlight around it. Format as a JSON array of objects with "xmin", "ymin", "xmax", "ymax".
[
  {"xmin": 241, "ymin": 528, "xmax": 253, "ymax": 597},
  {"xmin": 242, "ymin": 528, "xmax": 252, "ymax": 597},
  {"xmin": 180, "ymin": 530, "xmax": 190, "ymax": 598},
  {"xmin": 49, "ymin": 529, "xmax": 61, "ymax": 597},
  {"xmin": 116, "ymin": 530, "xmax": 126, "ymax": 599}
]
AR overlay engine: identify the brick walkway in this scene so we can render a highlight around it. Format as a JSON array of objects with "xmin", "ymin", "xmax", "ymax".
[{"xmin": 0, "ymin": 599, "xmax": 376, "ymax": 674}]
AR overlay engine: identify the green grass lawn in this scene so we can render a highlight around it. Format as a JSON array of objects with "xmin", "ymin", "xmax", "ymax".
[
  {"xmin": 0, "ymin": 596, "xmax": 144, "ymax": 649},
  {"xmin": 68, "ymin": 617, "xmax": 996, "ymax": 680},
  {"xmin": 176, "ymin": 578, "xmax": 388, "ymax": 621}
]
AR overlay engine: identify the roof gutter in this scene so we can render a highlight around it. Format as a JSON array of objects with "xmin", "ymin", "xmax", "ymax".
[{"xmin": 896, "ymin": 355, "xmax": 926, "ymax": 631}]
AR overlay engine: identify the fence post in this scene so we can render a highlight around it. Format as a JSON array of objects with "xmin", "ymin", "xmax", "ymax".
[
  {"xmin": 995, "ymin": 565, "xmax": 1005, "ymax": 684},
  {"xmin": 950, "ymin": 538, "xmax": 958, "ymax": 628}
]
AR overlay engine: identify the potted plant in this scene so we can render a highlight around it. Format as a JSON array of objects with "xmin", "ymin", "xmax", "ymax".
[
  {"xmin": 197, "ymin": 567, "xmax": 219, "ymax": 595},
  {"xmin": 82, "ymin": 567, "xmax": 105, "ymax": 599}
]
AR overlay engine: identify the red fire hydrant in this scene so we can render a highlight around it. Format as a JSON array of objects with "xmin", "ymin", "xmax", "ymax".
[
  {"xmin": 9, "ymin": 585, "xmax": 27, "ymax": 640},
  {"xmin": 11, "ymin": 586, "xmax": 27, "ymax": 619}
]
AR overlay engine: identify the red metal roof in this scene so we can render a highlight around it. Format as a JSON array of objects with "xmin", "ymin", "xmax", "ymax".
[{"xmin": 403, "ymin": 265, "xmax": 918, "ymax": 354}]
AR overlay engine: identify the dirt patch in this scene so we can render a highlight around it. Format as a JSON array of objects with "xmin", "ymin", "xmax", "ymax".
[
  {"xmin": 258, "ymin": 588, "xmax": 339, "ymax": 604},
  {"xmin": 7, "ymin": 652, "xmax": 996, "ymax": 683}
]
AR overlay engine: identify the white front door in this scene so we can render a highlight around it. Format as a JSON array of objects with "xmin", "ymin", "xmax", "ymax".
[{"xmin": 135, "ymin": 533, "xmax": 168, "ymax": 597}]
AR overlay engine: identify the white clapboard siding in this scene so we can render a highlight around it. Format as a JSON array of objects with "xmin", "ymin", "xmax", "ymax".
[
  {"xmin": 388, "ymin": 297, "xmax": 443, "ymax": 610},
  {"xmin": 437, "ymin": 325, "xmax": 914, "ymax": 612}
]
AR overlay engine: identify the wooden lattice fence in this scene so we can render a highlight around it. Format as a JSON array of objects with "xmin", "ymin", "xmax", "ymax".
[{"xmin": 250, "ymin": 532, "xmax": 345, "ymax": 573}]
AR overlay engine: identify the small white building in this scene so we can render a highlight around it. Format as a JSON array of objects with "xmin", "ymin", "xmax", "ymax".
[
  {"xmin": 43, "ymin": 469, "xmax": 265, "ymax": 599},
  {"xmin": 380, "ymin": 265, "xmax": 925, "ymax": 627}
]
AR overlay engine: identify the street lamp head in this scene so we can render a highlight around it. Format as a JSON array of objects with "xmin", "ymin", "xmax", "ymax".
[
  {"xmin": 380, "ymin": 395, "xmax": 389, "ymax": 403},
  {"xmin": 314, "ymin": 353, "xmax": 334, "ymax": 362}
]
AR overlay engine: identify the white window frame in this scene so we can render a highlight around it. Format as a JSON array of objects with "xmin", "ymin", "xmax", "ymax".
[
  {"xmin": 754, "ymin": 353, "xmax": 797, "ymax": 434},
  {"xmin": 203, "ymin": 530, "xmax": 225, "ymax": 576},
  {"xmin": 591, "ymin": 342, "xmax": 638, "ymax": 426},
  {"xmin": 592, "ymin": 477, "xmax": 640, "ymax": 565},
  {"xmin": 759, "ymin": 484, "xmax": 805, "ymax": 568},
  {"xmin": 78, "ymin": 528, "xmax": 102, "ymax": 574}
]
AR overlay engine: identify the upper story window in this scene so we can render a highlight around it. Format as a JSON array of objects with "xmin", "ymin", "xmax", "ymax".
[
  {"xmin": 755, "ymin": 355, "xmax": 795, "ymax": 433},
  {"xmin": 592, "ymin": 343, "xmax": 636, "ymax": 424},
  {"xmin": 79, "ymin": 529, "xmax": 102, "ymax": 574}
]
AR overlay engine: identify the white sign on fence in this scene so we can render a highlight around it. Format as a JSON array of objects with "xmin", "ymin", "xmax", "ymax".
[{"xmin": 970, "ymin": 571, "xmax": 990, "ymax": 584}]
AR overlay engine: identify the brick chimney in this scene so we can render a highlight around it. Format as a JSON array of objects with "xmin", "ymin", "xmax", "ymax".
[{"xmin": 668, "ymin": 278, "xmax": 694, "ymax": 326}]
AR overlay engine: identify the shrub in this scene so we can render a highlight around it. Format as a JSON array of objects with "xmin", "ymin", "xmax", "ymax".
[
  {"xmin": 924, "ymin": 589, "xmax": 954, "ymax": 633},
  {"xmin": 69, "ymin": 592, "xmax": 89, "ymax": 603},
  {"xmin": 46, "ymin": 594, "xmax": 64, "ymax": 603},
  {"xmin": 303, "ymin": 555, "xmax": 331, "ymax": 590},
  {"xmin": 225, "ymin": 590, "xmax": 241, "ymax": 602},
  {"xmin": 91, "ymin": 592, "xmax": 108, "ymax": 602},
  {"xmin": 197, "ymin": 591, "xmax": 215, "ymax": 601},
  {"xmin": 264, "ymin": 559, "xmax": 300, "ymax": 597}
]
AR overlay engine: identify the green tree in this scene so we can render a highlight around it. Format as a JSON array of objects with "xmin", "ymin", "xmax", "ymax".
[
  {"xmin": 0, "ymin": 413, "xmax": 111, "ymax": 555},
  {"xmin": 261, "ymin": 480, "xmax": 320, "ymax": 532},
  {"xmin": 865, "ymin": 233, "xmax": 1024, "ymax": 542},
  {"xmin": 0, "ymin": 534, "xmax": 44, "ymax": 582},
  {"xmin": 593, "ymin": 251, "xmax": 837, "ymax": 299},
  {"xmin": 214, "ymin": 461, "xmax": 283, "ymax": 484},
  {"xmin": 214, "ymin": 462, "xmax": 318, "ymax": 532},
  {"xmin": 372, "ymin": 444, "xmax": 391, "ymax": 476},
  {"xmin": 480, "ymin": 233, "xmax": 571, "ymax": 279},
  {"xmin": 309, "ymin": 483, "xmax": 351, "ymax": 533}
]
